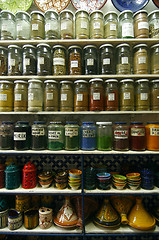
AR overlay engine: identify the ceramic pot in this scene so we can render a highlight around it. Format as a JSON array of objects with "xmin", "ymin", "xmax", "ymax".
[
  {"xmin": 8, "ymin": 209, "xmax": 23, "ymax": 230},
  {"xmin": 24, "ymin": 209, "xmax": 39, "ymax": 229},
  {"xmin": 128, "ymin": 197, "xmax": 156, "ymax": 230},
  {"xmin": 16, "ymin": 195, "xmax": 30, "ymax": 212},
  {"xmin": 39, "ymin": 207, "xmax": 53, "ymax": 229},
  {"xmin": 0, "ymin": 209, "xmax": 8, "ymax": 228}
]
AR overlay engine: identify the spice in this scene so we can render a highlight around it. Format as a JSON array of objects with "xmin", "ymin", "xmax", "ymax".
[
  {"xmin": 145, "ymin": 122, "xmax": 159, "ymax": 151},
  {"xmin": 75, "ymin": 10, "xmax": 89, "ymax": 39},
  {"xmin": 1, "ymin": 10, "xmax": 16, "ymax": 40},
  {"xmin": 105, "ymin": 79, "xmax": 119, "ymax": 111},
  {"xmin": 14, "ymin": 121, "xmax": 31, "ymax": 150},
  {"xmin": 0, "ymin": 47, "xmax": 8, "ymax": 76},
  {"xmin": 37, "ymin": 43, "xmax": 52, "ymax": 76},
  {"xmin": 22, "ymin": 45, "xmax": 37, "ymax": 75},
  {"xmin": 60, "ymin": 81, "xmax": 73, "ymax": 111},
  {"xmin": 15, "ymin": 11, "xmax": 30, "ymax": 40},
  {"xmin": 0, "ymin": 80, "xmax": 13, "ymax": 112},
  {"xmin": 47, "ymin": 122, "xmax": 64, "ymax": 150},
  {"xmin": 151, "ymin": 80, "xmax": 159, "ymax": 110},
  {"xmin": 133, "ymin": 44, "xmax": 148, "ymax": 74},
  {"xmin": 68, "ymin": 46, "xmax": 82, "ymax": 75},
  {"xmin": 134, "ymin": 10, "xmax": 149, "ymax": 38},
  {"xmin": 52, "ymin": 45, "xmax": 66, "ymax": 75},
  {"xmin": 118, "ymin": 10, "xmax": 134, "ymax": 38},
  {"xmin": 14, "ymin": 80, "xmax": 28, "ymax": 112},
  {"xmin": 81, "ymin": 122, "xmax": 96, "ymax": 150},
  {"xmin": 90, "ymin": 10, "xmax": 104, "ymax": 39},
  {"xmin": 64, "ymin": 122, "xmax": 79, "ymax": 150},
  {"xmin": 74, "ymin": 80, "xmax": 88, "ymax": 111},
  {"xmin": 104, "ymin": 11, "xmax": 118, "ymax": 39},
  {"xmin": 120, "ymin": 79, "xmax": 134, "ymax": 111},
  {"xmin": 30, "ymin": 11, "xmax": 45, "ymax": 40},
  {"xmin": 83, "ymin": 45, "xmax": 98, "ymax": 75},
  {"xmin": 113, "ymin": 122, "xmax": 129, "ymax": 151},
  {"xmin": 96, "ymin": 122, "xmax": 112, "ymax": 150},
  {"xmin": 44, "ymin": 80, "xmax": 58, "ymax": 111},
  {"xmin": 60, "ymin": 10, "xmax": 74, "ymax": 39},
  {"xmin": 0, "ymin": 121, "xmax": 14, "ymax": 150},
  {"xmin": 129, "ymin": 122, "xmax": 146, "ymax": 151},
  {"xmin": 150, "ymin": 44, "xmax": 159, "ymax": 74},
  {"xmin": 28, "ymin": 79, "xmax": 43, "ymax": 112},
  {"xmin": 31, "ymin": 121, "xmax": 47, "ymax": 150},
  {"xmin": 44, "ymin": 10, "xmax": 59, "ymax": 39},
  {"xmin": 148, "ymin": 10, "xmax": 159, "ymax": 38},
  {"xmin": 135, "ymin": 79, "xmax": 150, "ymax": 111},
  {"xmin": 8, "ymin": 45, "xmax": 22, "ymax": 76},
  {"xmin": 89, "ymin": 78, "xmax": 104, "ymax": 111},
  {"xmin": 99, "ymin": 44, "xmax": 114, "ymax": 74},
  {"xmin": 116, "ymin": 43, "xmax": 131, "ymax": 74}
]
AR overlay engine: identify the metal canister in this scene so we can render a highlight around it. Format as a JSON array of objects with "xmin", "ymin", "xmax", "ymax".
[
  {"xmin": 0, "ymin": 209, "xmax": 8, "ymax": 228},
  {"xmin": 22, "ymin": 161, "xmax": 37, "ymax": 189},
  {"xmin": 16, "ymin": 195, "xmax": 30, "ymax": 212},
  {"xmin": 24, "ymin": 209, "xmax": 39, "ymax": 229},
  {"xmin": 5, "ymin": 163, "xmax": 20, "ymax": 190},
  {"xmin": 39, "ymin": 207, "xmax": 53, "ymax": 229},
  {"xmin": 8, "ymin": 209, "xmax": 22, "ymax": 230}
]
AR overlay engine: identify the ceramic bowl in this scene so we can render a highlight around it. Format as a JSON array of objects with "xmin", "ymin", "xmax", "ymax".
[
  {"xmin": 126, "ymin": 173, "xmax": 141, "ymax": 179},
  {"xmin": 55, "ymin": 182, "xmax": 67, "ymax": 189},
  {"xmin": 55, "ymin": 170, "xmax": 68, "ymax": 180},
  {"xmin": 113, "ymin": 174, "xmax": 127, "ymax": 182},
  {"xmin": 39, "ymin": 179, "xmax": 53, "ymax": 188},
  {"xmin": 38, "ymin": 171, "xmax": 53, "ymax": 181},
  {"xmin": 97, "ymin": 172, "xmax": 111, "ymax": 179},
  {"xmin": 69, "ymin": 169, "xmax": 82, "ymax": 178}
]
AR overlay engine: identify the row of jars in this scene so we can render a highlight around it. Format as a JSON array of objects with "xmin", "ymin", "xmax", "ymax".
[
  {"xmin": 1, "ymin": 9, "xmax": 159, "ymax": 40},
  {"xmin": 0, "ymin": 78, "xmax": 159, "ymax": 112},
  {"xmin": 0, "ymin": 121, "xmax": 159, "ymax": 151},
  {"xmin": 0, "ymin": 43, "xmax": 159, "ymax": 76}
]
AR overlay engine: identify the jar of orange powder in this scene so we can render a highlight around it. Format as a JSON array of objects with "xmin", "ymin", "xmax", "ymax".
[{"xmin": 145, "ymin": 122, "xmax": 159, "ymax": 151}]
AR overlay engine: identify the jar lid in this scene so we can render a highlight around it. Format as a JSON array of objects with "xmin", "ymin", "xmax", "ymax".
[
  {"xmin": 116, "ymin": 43, "xmax": 130, "ymax": 48},
  {"xmin": 15, "ymin": 11, "xmax": 30, "ymax": 18},
  {"xmin": 1, "ymin": 10, "xmax": 15, "ymax": 17},
  {"xmin": 89, "ymin": 78, "xmax": 103, "ymax": 83},
  {"xmin": 52, "ymin": 45, "xmax": 66, "ymax": 50},
  {"xmin": 60, "ymin": 9, "xmax": 74, "ymax": 15},
  {"xmin": 5, "ymin": 163, "xmax": 19, "ymax": 173},
  {"xmin": 60, "ymin": 80, "xmax": 72, "ymax": 84},
  {"xmin": 115, "ymin": 122, "xmax": 127, "ymax": 124},
  {"xmin": 8, "ymin": 45, "xmax": 21, "ymax": 49},
  {"xmin": 82, "ymin": 121, "xmax": 94, "ymax": 124},
  {"xmin": 31, "ymin": 11, "xmax": 44, "ymax": 17},
  {"xmin": 33, "ymin": 121, "xmax": 46, "ymax": 124},
  {"xmin": 74, "ymin": 80, "xmax": 88, "ymax": 84},
  {"xmin": 68, "ymin": 45, "xmax": 82, "ymax": 51},
  {"xmin": 133, "ymin": 44, "xmax": 147, "ymax": 49},
  {"xmin": 37, "ymin": 43, "xmax": 51, "ymax": 48},
  {"xmin": 83, "ymin": 45, "xmax": 97, "ymax": 50},
  {"xmin": 130, "ymin": 122, "xmax": 143, "ymax": 125},
  {"xmin": 44, "ymin": 80, "xmax": 58, "ymax": 84},
  {"xmin": 151, "ymin": 44, "xmax": 159, "ymax": 49},
  {"xmin": 75, "ymin": 9, "xmax": 89, "ymax": 15},
  {"xmin": 2, "ymin": 121, "xmax": 14, "ymax": 124},
  {"xmin": 28, "ymin": 79, "xmax": 42, "ymax": 83},
  {"xmin": 0, "ymin": 46, "xmax": 8, "ymax": 51},
  {"xmin": 90, "ymin": 10, "xmax": 103, "ymax": 16},
  {"xmin": 105, "ymin": 79, "xmax": 118, "ymax": 83},
  {"xmin": 99, "ymin": 44, "xmax": 113, "ymax": 49},
  {"xmin": 0, "ymin": 80, "xmax": 13, "ymax": 84},
  {"xmin": 96, "ymin": 122, "xmax": 112, "ymax": 125},
  {"xmin": 147, "ymin": 122, "xmax": 159, "ymax": 124},
  {"xmin": 120, "ymin": 79, "xmax": 133, "ymax": 83},
  {"xmin": 23, "ymin": 44, "xmax": 36, "ymax": 49},
  {"xmin": 14, "ymin": 80, "xmax": 28, "ymax": 84},
  {"xmin": 148, "ymin": 10, "xmax": 159, "ymax": 17},
  {"xmin": 119, "ymin": 10, "xmax": 133, "ymax": 17},
  {"xmin": 66, "ymin": 121, "xmax": 78, "ymax": 124},
  {"xmin": 44, "ymin": 9, "xmax": 58, "ymax": 15},
  {"xmin": 135, "ymin": 79, "xmax": 149, "ymax": 83},
  {"xmin": 49, "ymin": 121, "xmax": 62, "ymax": 124},
  {"xmin": 16, "ymin": 121, "xmax": 29, "ymax": 124},
  {"xmin": 152, "ymin": 79, "xmax": 159, "ymax": 83},
  {"xmin": 133, "ymin": 10, "xmax": 148, "ymax": 17},
  {"xmin": 104, "ymin": 11, "xmax": 118, "ymax": 17}
]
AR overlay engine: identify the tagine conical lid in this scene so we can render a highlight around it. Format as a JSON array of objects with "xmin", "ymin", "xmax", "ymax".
[
  {"xmin": 94, "ymin": 198, "xmax": 121, "ymax": 228},
  {"xmin": 111, "ymin": 195, "xmax": 135, "ymax": 225},
  {"xmin": 54, "ymin": 196, "xmax": 78, "ymax": 228},
  {"xmin": 128, "ymin": 197, "xmax": 156, "ymax": 230}
]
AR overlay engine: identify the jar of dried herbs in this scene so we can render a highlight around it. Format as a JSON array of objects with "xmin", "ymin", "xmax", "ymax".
[
  {"xmin": 30, "ymin": 11, "xmax": 45, "ymax": 40},
  {"xmin": 118, "ymin": 10, "xmax": 134, "ymax": 38},
  {"xmin": 0, "ymin": 46, "xmax": 8, "ymax": 76},
  {"xmin": 74, "ymin": 80, "xmax": 88, "ymax": 111},
  {"xmin": 134, "ymin": 10, "xmax": 149, "ymax": 38},
  {"xmin": 90, "ymin": 10, "xmax": 104, "ymax": 39},
  {"xmin": 14, "ymin": 80, "xmax": 28, "ymax": 112},
  {"xmin": 116, "ymin": 43, "xmax": 131, "ymax": 74},
  {"xmin": 120, "ymin": 79, "xmax": 134, "ymax": 111},
  {"xmin": 60, "ymin": 10, "xmax": 74, "ymax": 39},
  {"xmin": 151, "ymin": 80, "xmax": 159, "ymax": 110},
  {"xmin": 15, "ymin": 11, "xmax": 30, "ymax": 40},
  {"xmin": 44, "ymin": 80, "xmax": 58, "ymax": 111},
  {"xmin": 28, "ymin": 79, "xmax": 43, "ymax": 112},
  {"xmin": 37, "ymin": 43, "xmax": 52, "ymax": 76},
  {"xmin": 104, "ymin": 11, "xmax": 118, "ymax": 39},
  {"xmin": 135, "ymin": 79, "xmax": 150, "ymax": 111},
  {"xmin": 99, "ymin": 44, "xmax": 114, "ymax": 74},
  {"xmin": 150, "ymin": 44, "xmax": 159, "ymax": 74},
  {"xmin": 60, "ymin": 80, "xmax": 73, "ymax": 111},
  {"xmin": 75, "ymin": 10, "xmax": 89, "ymax": 39},
  {"xmin": 0, "ymin": 80, "xmax": 14, "ymax": 111},
  {"xmin": 148, "ymin": 10, "xmax": 159, "ymax": 38},
  {"xmin": 133, "ymin": 44, "xmax": 148, "ymax": 74},
  {"xmin": 52, "ymin": 45, "xmax": 66, "ymax": 75},
  {"xmin": 44, "ymin": 10, "xmax": 59, "ymax": 39},
  {"xmin": 8, "ymin": 45, "xmax": 22, "ymax": 76},
  {"xmin": 68, "ymin": 45, "xmax": 82, "ymax": 75},
  {"xmin": 22, "ymin": 45, "xmax": 37, "ymax": 75},
  {"xmin": 1, "ymin": 10, "xmax": 16, "ymax": 40}
]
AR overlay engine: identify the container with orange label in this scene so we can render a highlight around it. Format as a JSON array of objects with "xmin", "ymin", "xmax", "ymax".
[{"xmin": 145, "ymin": 122, "xmax": 159, "ymax": 151}]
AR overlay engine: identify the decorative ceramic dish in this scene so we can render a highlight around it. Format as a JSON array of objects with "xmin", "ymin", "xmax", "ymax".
[
  {"xmin": 71, "ymin": 0, "xmax": 108, "ymax": 13},
  {"xmin": 111, "ymin": 0, "xmax": 149, "ymax": 13},
  {"xmin": 153, "ymin": 0, "xmax": 159, "ymax": 8},
  {"xmin": 34, "ymin": 0, "xmax": 70, "ymax": 13},
  {"xmin": 0, "ymin": 0, "xmax": 33, "ymax": 13}
]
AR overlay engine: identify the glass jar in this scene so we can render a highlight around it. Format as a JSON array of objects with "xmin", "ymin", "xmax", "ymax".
[
  {"xmin": 83, "ymin": 45, "xmax": 97, "ymax": 75},
  {"xmin": 52, "ymin": 45, "xmax": 66, "ymax": 75},
  {"xmin": 104, "ymin": 11, "xmax": 118, "ymax": 39},
  {"xmin": 28, "ymin": 79, "xmax": 43, "ymax": 112},
  {"xmin": 31, "ymin": 121, "xmax": 47, "ymax": 150},
  {"xmin": 134, "ymin": 10, "xmax": 149, "ymax": 38},
  {"xmin": 0, "ymin": 10, "xmax": 16, "ymax": 40},
  {"xmin": 120, "ymin": 79, "xmax": 134, "ymax": 111},
  {"xmin": 44, "ymin": 10, "xmax": 59, "ymax": 39},
  {"xmin": 0, "ymin": 121, "xmax": 14, "ymax": 150},
  {"xmin": 15, "ymin": 11, "xmax": 30, "ymax": 40},
  {"xmin": 68, "ymin": 45, "xmax": 82, "ymax": 75},
  {"xmin": 14, "ymin": 121, "xmax": 31, "ymax": 150},
  {"xmin": 37, "ymin": 43, "xmax": 52, "ymax": 76},
  {"xmin": 113, "ymin": 122, "xmax": 129, "ymax": 151},
  {"xmin": 30, "ymin": 11, "xmax": 45, "ymax": 40},
  {"xmin": 64, "ymin": 122, "xmax": 79, "ymax": 150},
  {"xmin": 44, "ymin": 80, "xmax": 58, "ymax": 111},
  {"xmin": 75, "ymin": 10, "xmax": 89, "ymax": 39},
  {"xmin": 118, "ymin": 10, "xmax": 134, "ymax": 38},
  {"xmin": 129, "ymin": 122, "xmax": 146, "ymax": 151},
  {"xmin": 151, "ymin": 80, "xmax": 159, "ymax": 110},
  {"xmin": 99, "ymin": 44, "xmax": 114, "ymax": 74},
  {"xmin": 47, "ymin": 121, "xmax": 64, "ymax": 150},
  {"xmin": 60, "ymin": 80, "xmax": 73, "ymax": 111},
  {"xmin": 133, "ymin": 44, "xmax": 148, "ymax": 74},
  {"xmin": 105, "ymin": 79, "xmax": 119, "ymax": 111},
  {"xmin": 0, "ymin": 46, "xmax": 8, "ymax": 76},
  {"xmin": 150, "ymin": 44, "xmax": 159, "ymax": 74},
  {"xmin": 96, "ymin": 122, "xmax": 112, "ymax": 151},
  {"xmin": 89, "ymin": 78, "xmax": 104, "ymax": 111},
  {"xmin": 60, "ymin": 10, "xmax": 74, "ymax": 39},
  {"xmin": 116, "ymin": 43, "xmax": 131, "ymax": 74},
  {"xmin": 145, "ymin": 122, "xmax": 159, "ymax": 151},
  {"xmin": 135, "ymin": 79, "xmax": 150, "ymax": 111},
  {"xmin": 74, "ymin": 80, "xmax": 88, "ymax": 111},
  {"xmin": 14, "ymin": 80, "xmax": 28, "ymax": 112},
  {"xmin": 81, "ymin": 122, "xmax": 96, "ymax": 150},
  {"xmin": 8, "ymin": 45, "xmax": 22, "ymax": 76},
  {"xmin": 148, "ymin": 10, "xmax": 159, "ymax": 38},
  {"xmin": 0, "ymin": 80, "xmax": 13, "ymax": 111},
  {"xmin": 90, "ymin": 10, "xmax": 104, "ymax": 39},
  {"xmin": 22, "ymin": 45, "xmax": 37, "ymax": 75}
]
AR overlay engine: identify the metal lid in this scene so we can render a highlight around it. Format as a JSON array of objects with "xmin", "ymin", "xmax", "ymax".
[
  {"xmin": 52, "ymin": 45, "xmax": 66, "ymax": 50},
  {"xmin": 130, "ymin": 122, "xmax": 143, "ymax": 125},
  {"xmin": 115, "ymin": 122, "xmax": 127, "ymax": 124},
  {"xmin": 14, "ymin": 80, "xmax": 28, "ymax": 84},
  {"xmin": 104, "ymin": 11, "xmax": 118, "ymax": 17},
  {"xmin": 23, "ymin": 44, "xmax": 36, "ymax": 49},
  {"xmin": 8, "ymin": 45, "xmax": 21, "ymax": 49},
  {"xmin": 49, "ymin": 121, "xmax": 62, "ymax": 124},
  {"xmin": 16, "ymin": 121, "xmax": 29, "ymax": 124},
  {"xmin": 31, "ymin": 11, "xmax": 44, "ymax": 16},
  {"xmin": 60, "ymin": 9, "xmax": 74, "ymax": 15},
  {"xmin": 5, "ymin": 163, "xmax": 19, "ymax": 173},
  {"xmin": 44, "ymin": 80, "xmax": 58, "ymax": 84},
  {"xmin": 96, "ymin": 122, "xmax": 112, "ymax": 125},
  {"xmin": 83, "ymin": 45, "xmax": 97, "ymax": 50},
  {"xmin": 15, "ymin": 11, "xmax": 30, "ymax": 17},
  {"xmin": 133, "ymin": 44, "xmax": 147, "ymax": 49},
  {"xmin": 0, "ymin": 46, "xmax": 8, "ymax": 51},
  {"xmin": 75, "ymin": 9, "xmax": 89, "ymax": 15},
  {"xmin": 60, "ymin": 80, "xmax": 72, "ymax": 84},
  {"xmin": 1, "ymin": 10, "xmax": 15, "ymax": 17},
  {"xmin": 65, "ymin": 121, "xmax": 78, "ymax": 124},
  {"xmin": 44, "ymin": 9, "xmax": 58, "ymax": 15},
  {"xmin": 116, "ymin": 43, "xmax": 130, "ymax": 48},
  {"xmin": 90, "ymin": 10, "xmax": 103, "ymax": 16},
  {"xmin": 82, "ymin": 121, "xmax": 94, "ymax": 124},
  {"xmin": 152, "ymin": 79, "xmax": 159, "ymax": 83},
  {"xmin": 148, "ymin": 10, "xmax": 159, "ymax": 17},
  {"xmin": 151, "ymin": 44, "xmax": 159, "ymax": 49},
  {"xmin": 147, "ymin": 122, "xmax": 159, "ymax": 124},
  {"xmin": 0, "ymin": 80, "xmax": 13, "ymax": 84},
  {"xmin": 33, "ymin": 121, "xmax": 46, "ymax": 124},
  {"xmin": 2, "ymin": 121, "xmax": 14, "ymax": 124},
  {"xmin": 68, "ymin": 45, "xmax": 82, "ymax": 51},
  {"xmin": 74, "ymin": 80, "xmax": 88, "ymax": 84},
  {"xmin": 89, "ymin": 78, "xmax": 103, "ymax": 83},
  {"xmin": 105, "ymin": 79, "xmax": 118, "ymax": 83},
  {"xmin": 133, "ymin": 10, "xmax": 148, "ymax": 17},
  {"xmin": 120, "ymin": 79, "xmax": 133, "ymax": 83},
  {"xmin": 119, "ymin": 10, "xmax": 133, "ymax": 17},
  {"xmin": 136, "ymin": 79, "xmax": 149, "ymax": 83},
  {"xmin": 37, "ymin": 43, "xmax": 51, "ymax": 48},
  {"xmin": 99, "ymin": 44, "xmax": 113, "ymax": 49},
  {"xmin": 28, "ymin": 79, "xmax": 42, "ymax": 83}
]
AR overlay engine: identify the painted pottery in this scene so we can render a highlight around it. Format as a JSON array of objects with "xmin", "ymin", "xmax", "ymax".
[
  {"xmin": 8, "ymin": 209, "xmax": 23, "ymax": 230},
  {"xmin": 5, "ymin": 163, "xmax": 20, "ymax": 190},
  {"xmin": 110, "ymin": 195, "xmax": 135, "ymax": 225},
  {"xmin": 38, "ymin": 171, "xmax": 53, "ymax": 188},
  {"xmin": 22, "ymin": 161, "xmax": 37, "ymax": 189},
  {"xmin": 128, "ymin": 197, "xmax": 156, "ymax": 230},
  {"xmin": 16, "ymin": 195, "xmax": 30, "ymax": 212},
  {"xmin": 0, "ymin": 209, "xmax": 8, "ymax": 228},
  {"xmin": 94, "ymin": 198, "xmax": 121, "ymax": 228},
  {"xmin": 54, "ymin": 196, "xmax": 78, "ymax": 228},
  {"xmin": 39, "ymin": 207, "xmax": 53, "ymax": 229},
  {"xmin": 24, "ymin": 209, "xmax": 39, "ymax": 229}
]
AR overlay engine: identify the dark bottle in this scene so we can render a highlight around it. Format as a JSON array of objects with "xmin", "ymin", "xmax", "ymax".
[
  {"xmin": 99, "ymin": 44, "xmax": 114, "ymax": 74},
  {"xmin": 37, "ymin": 43, "xmax": 52, "ymax": 76},
  {"xmin": 83, "ymin": 45, "xmax": 98, "ymax": 75},
  {"xmin": 31, "ymin": 121, "xmax": 47, "ymax": 150},
  {"xmin": 22, "ymin": 44, "xmax": 37, "ymax": 75},
  {"xmin": 0, "ymin": 121, "xmax": 14, "ymax": 150},
  {"xmin": 129, "ymin": 122, "xmax": 146, "ymax": 151},
  {"xmin": 14, "ymin": 121, "xmax": 31, "ymax": 150},
  {"xmin": 113, "ymin": 122, "xmax": 129, "ymax": 151}
]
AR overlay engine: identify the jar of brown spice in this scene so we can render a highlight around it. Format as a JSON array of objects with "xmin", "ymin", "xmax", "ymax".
[
  {"xmin": 133, "ymin": 44, "xmax": 148, "ymax": 74},
  {"xmin": 44, "ymin": 80, "xmax": 58, "ymax": 111},
  {"xmin": 151, "ymin": 80, "xmax": 159, "ymax": 110},
  {"xmin": 150, "ymin": 44, "xmax": 159, "ymax": 74},
  {"xmin": 68, "ymin": 45, "xmax": 82, "ymax": 75},
  {"xmin": 60, "ymin": 80, "xmax": 73, "ymax": 111},
  {"xmin": 74, "ymin": 80, "xmax": 88, "ymax": 111},
  {"xmin": 134, "ymin": 10, "xmax": 149, "ymax": 38}
]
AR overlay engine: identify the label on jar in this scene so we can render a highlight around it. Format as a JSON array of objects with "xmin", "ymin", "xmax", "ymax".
[
  {"xmin": 32, "ymin": 127, "xmax": 45, "ymax": 136},
  {"xmin": 108, "ymin": 93, "xmax": 115, "ymax": 101},
  {"xmin": 114, "ymin": 130, "xmax": 128, "ymax": 139},
  {"xmin": 138, "ymin": 56, "xmax": 146, "ymax": 64},
  {"xmin": 140, "ymin": 93, "xmax": 148, "ymax": 100},
  {"xmin": 32, "ymin": 24, "xmax": 38, "ymax": 31},
  {"xmin": 82, "ymin": 129, "xmax": 96, "ymax": 138},
  {"xmin": 122, "ymin": 23, "xmax": 134, "ymax": 37},
  {"xmin": 24, "ymin": 58, "xmax": 30, "ymax": 66},
  {"xmin": 131, "ymin": 128, "xmax": 145, "ymax": 136},
  {"xmin": 87, "ymin": 59, "xmax": 94, "ymax": 66},
  {"xmin": 71, "ymin": 60, "xmax": 78, "ymax": 68},
  {"xmin": 47, "ymin": 93, "xmax": 53, "ymax": 100},
  {"xmin": 48, "ymin": 130, "xmax": 61, "ymax": 140},
  {"xmin": 28, "ymin": 93, "xmax": 34, "ymax": 101},
  {"xmin": 53, "ymin": 58, "xmax": 65, "ymax": 66},
  {"xmin": 15, "ymin": 94, "xmax": 22, "ymax": 101},
  {"xmin": 38, "ymin": 57, "xmax": 44, "ymax": 65},
  {"xmin": 17, "ymin": 24, "xmax": 23, "ymax": 31},
  {"xmin": 61, "ymin": 94, "xmax": 67, "ymax": 101},
  {"xmin": 93, "ymin": 22, "xmax": 100, "ymax": 29},
  {"xmin": 61, "ymin": 22, "xmax": 67, "ymax": 30},
  {"xmin": 110, "ymin": 23, "xmax": 116, "ymax": 31},
  {"xmin": 65, "ymin": 128, "xmax": 78, "ymax": 137},
  {"xmin": 103, "ymin": 58, "xmax": 110, "ymax": 65},
  {"xmin": 150, "ymin": 128, "xmax": 159, "ymax": 136},
  {"xmin": 14, "ymin": 132, "xmax": 26, "ymax": 141},
  {"xmin": 154, "ymin": 21, "xmax": 159, "ymax": 29},
  {"xmin": 9, "ymin": 59, "xmax": 15, "ymax": 66},
  {"xmin": 2, "ymin": 25, "xmax": 7, "ymax": 31},
  {"xmin": 0, "ymin": 94, "xmax": 7, "ymax": 101},
  {"xmin": 93, "ymin": 93, "xmax": 100, "ymax": 100},
  {"xmin": 45, "ymin": 23, "xmax": 51, "ymax": 31},
  {"xmin": 121, "ymin": 57, "xmax": 128, "ymax": 64},
  {"xmin": 124, "ymin": 92, "xmax": 130, "ymax": 100},
  {"xmin": 81, "ymin": 21, "xmax": 87, "ymax": 29},
  {"xmin": 77, "ymin": 94, "xmax": 83, "ymax": 101},
  {"xmin": 138, "ymin": 22, "xmax": 149, "ymax": 29}
]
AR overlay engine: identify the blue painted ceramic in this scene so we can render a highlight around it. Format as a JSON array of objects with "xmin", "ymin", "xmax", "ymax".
[{"xmin": 111, "ymin": 0, "xmax": 149, "ymax": 13}]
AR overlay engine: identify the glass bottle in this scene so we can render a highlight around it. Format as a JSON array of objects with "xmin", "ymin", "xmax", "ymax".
[
  {"xmin": 99, "ymin": 44, "xmax": 114, "ymax": 74},
  {"xmin": 105, "ymin": 79, "xmax": 119, "ymax": 111},
  {"xmin": 44, "ymin": 10, "xmax": 59, "ymax": 39},
  {"xmin": 113, "ymin": 122, "xmax": 129, "ymax": 151},
  {"xmin": 148, "ymin": 10, "xmax": 159, "ymax": 38},
  {"xmin": 118, "ymin": 10, "xmax": 134, "ymax": 38},
  {"xmin": 0, "ymin": 80, "xmax": 13, "ymax": 111},
  {"xmin": 83, "ymin": 45, "xmax": 97, "ymax": 75},
  {"xmin": 60, "ymin": 10, "xmax": 74, "ymax": 39},
  {"xmin": 0, "ymin": 121, "xmax": 14, "ymax": 150},
  {"xmin": 8, "ymin": 45, "xmax": 22, "ymax": 76},
  {"xmin": 133, "ymin": 44, "xmax": 148, "ymax": 74},
  {"xmin": 0, "ymin": 10, "xmax": 16, "ymax": 40},
  {"xmin": 135, "ymin": 79, "xmax": 150, "ymax": 111},
  {"xmin": 81, "ymin": 122, "xmax": 96, "ymax": 150},
  {"xmin": 74, "ymin": 80, "xmax": 88, "ymax": 111},
  {"xmin": 150, "ymin": 44, "xmax": 159, "ymax": 74},
  {"xmin": 30, "ymin": 11, "xmax": 45, "ymax": 40},
  {"xmin": 68, "ymin": 45, "xmax": 82, "ymax": 75},
  {"xmin": 151, "ymin": 79, "xmax": 159, "ymax": 110},
  {"xmin": 60, "ymin": 80, "xmax": 73, "ymax": 111},
  {"xmin": 28, "ymin": 79, "xmax": 43, "ymax": 112},
  {"xmin": 14, "ymin": 80, "xmax": 28, "ymax": 112},
  {"xmin": 52, "ymin": 45, "xmax": 66, "ymax": 75},
  {"xmin": 15, "ymin": 11, "xmax": 30, "ymax": 40},
  {"xmin": 47, "ymin": 121, "xmax": 64, "ymax": 150},
  {"xmin": 96, "ymin": 122, "xmax": 112, "ymax": 151},
  {"xmin": 0, "ymin": 46, "xmax": 8, "ymax": 76},
  {"xmin": 129, "ymin": 122, "xmax": 146, "ymax": 151},
  {"xmin": 37, "ymin": 43, "xmax": 52, "ymax": 76},
  {"xmin": 22, "ymin": 44, "xmax": 37, "ymax": 75},
  {"xmin": 120, "ymin": 79, "xmax": 134, "ymax": 111},
  {"xmin": 14, "ymin": 121, "xmax": 31, "ymax": 150},
  {"xmin": 104, "ymin": 11, "xmax": 118, "ymax": 39},
  {"xmin": 89, "ymin": 78, "xmax": 104, "ymax": 111},
  {"xmin": 134, "ymin": 10, "xmax": 149, "ymax": 38},
  {"xmin": 31, "ymin": 121, "xmax": 47, "ymax": 150},
  {"xmin": 145, "ymin": 122, "xmax": 159, "ymax": 151},
  {"xmin": 75, "ymin": 10, "xmax": 89, "ymax": 39},
  {"xmin": 90, "ymin": 10, "xmax": 104, "ymax": 39},
  {"xmin": 44, "ymin": 80, "xmax": 58, "ymax": 111},
  {"xmin": 64, "ymin": 122, "xmax": 79, "ymax": 150},
  {"xmin": 116, "ymin": 43, "xmax": 131, "ymax": 74}
]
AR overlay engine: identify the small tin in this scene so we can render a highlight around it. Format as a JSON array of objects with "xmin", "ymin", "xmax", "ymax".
[
  {"xmin": 39, "ymin": 207, "xmax": 53, "ymax": 229},
  {"xmin": 0, "ymin": 209, "xmax": 8, "ymax": 228},
  {"xmin": 24, "ymin": 209, "xmax": 39, "ymax": 229},
  {"xmin": 16, "ymin": 195, "xmax": 30, "ymax": 212},
  {"xmin": 5, "ymin": 163, "xmax": 20, "ymax": 190},
  {"xmin": 8, "ymin": 209, "xmax": 22, "ymax": 230},
  {"xmin": 22, "ymin": 161, "xmax": 37, "ymax": 189}
]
